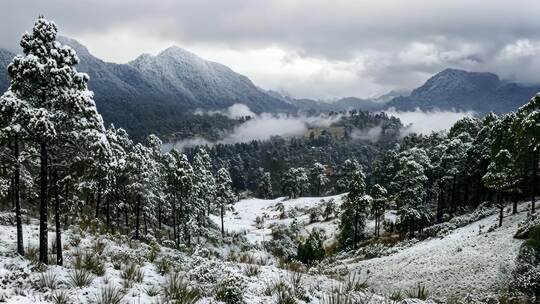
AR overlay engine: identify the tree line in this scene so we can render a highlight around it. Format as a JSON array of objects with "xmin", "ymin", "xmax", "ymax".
[{"xmin": 337, "ymin": 98, "xmax": 539, "ymax": 248}]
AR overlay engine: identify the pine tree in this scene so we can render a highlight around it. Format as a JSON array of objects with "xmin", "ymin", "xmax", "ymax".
[
  {"xmin": 8, "ymin": 16, "xmax": 105, "ymax": 264},
  {"xmin": 483, "ymin": 149, "xmax": 518, "ymax": 227},
  {"xmin": 256, "ymin": 168, "xmax": 273, "ymax": 199},
  {"xmin": 310, "ymin": 162, "xmax": 329, "ymax": 196},
  {"xmin": 339, "ymin": 168, "xmax": 369, "ymax": 249},
  {"xmin": 0, "ymin": 90, "xmax": 31, "ymax": 256},
  {"xmin": 336, "ymin": 159, "xmax": 361, "ymax": 193},
  {"xmin": 370, "ymin": 184, "xmax": 388, "ymax": 238},
  {"xmin": 392, "ymin": 156, "xmax": 430, "ymax": 238},
  {"xmin": 515, "ymin": 94, "xmax": 540, "ymax": 213},
  {"xmin": 216, "ymin": 167, "xmax": 236, "ymax": 236}
]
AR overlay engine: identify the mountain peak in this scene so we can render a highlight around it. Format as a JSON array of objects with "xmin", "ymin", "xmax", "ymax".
[{"xmin": 157, "ymin": 45, "xmax": 201, "ymax": 61}]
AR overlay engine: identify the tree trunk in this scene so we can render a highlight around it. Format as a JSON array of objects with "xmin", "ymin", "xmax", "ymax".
[
  {"xmin": 135, "ymin": 195, "xmax": 141, "ymax": 240},
  {"xmin": 172, "ymin": 197, "xmax": 178, "ymax": 245},
  {"xmin": 124, "ymin": 206, "xmax": 129, "ymax": 234},
  {"xmin": 63, "ymin": 183, "xmax": 70, "ymax": 229},
  {"xmin": 52, "ymin": 169, "xmax": 63, "ymax": 266},
  {"xmin": 532, "ymin": 151, "xmax": 537, "ymax": 213},
  {"xmin": 95, "ymin": 182, "xmax": 102, "ymax": 219},
  {"xmin": 220, "ymin": 205, "xmax": 225, "ymax": 237},
  {"xmin": 39, "ymin": 141, "xmax": 48, "ymax": 265},
  {"xmin": 353, "ymin": 209, "xmax": 358, "ymax": 249},
  {"xmin": 13, "ymin": 134, "xmax": 24, "ymax": 256},
  {"xmin": 436, "ymin": 190, "xmax": 443, "ymax": 223},
  {"xmin": 143, "ymin": 212, "xmax": 148, "ymax": 236},
  {"xmin": 450, "ymin": 175, "xmax": 457, "ymax": 218},
  {"xmin": 158, "ymin": 201, "xmax": 162, "ymax": 230},
  {"xmin": 512, "ymin": 192, "xmax": 518, "ymax": 214},
  {"xmin": 498, "ymin": 192, "xmax": 503, "ymax": 227}
]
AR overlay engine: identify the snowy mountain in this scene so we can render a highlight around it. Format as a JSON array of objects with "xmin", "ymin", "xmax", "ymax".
[
  {"xmin": 58, "ymin": 37, "xmax": 294, "ymax": 113},
  {"xmin": 385, "ymin": 68, "xmax": 540, "ymax": 113},
  {"xmin": 0, "ymin": 37, "xmax": 295, "ymax": 138}
]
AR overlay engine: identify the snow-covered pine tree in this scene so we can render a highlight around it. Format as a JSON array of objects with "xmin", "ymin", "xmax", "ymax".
[
  {"xmin": 165, "ymin": 150, "xmax": 195, "ymax": 245},
  {"xmin": 216, "ymin": 167, "xmax": 236, "ymax": 236},
  {"xmin": 370, "ymin": 184, "xmax": 388, "ymax": 238},
  {"xmin": 392, "ymin": 155, "xmax": 430, "ymax": 238},
  {"xmin": 310, "ymin": 162, "xmax": 329, "ymax": 196},
  {"xmin": 193, "ymin": 148, "xmax": 216, "ymax": 217},
  {"xmin": 281, "ymin": 167, "xmax": 310, "ymax": 199},
  {"xmin": 515, "ymin": 94, "xmax": 540, "ymax": 214},
  {"xmin": 105, "ymin": 125, "xmax": 133, "ymax": 232},
  {"xmin": 336, "ymin": 159, "xmax": 361, "ymax": 193},
  {"xmin": 483, "ymin": 149, "xmax": 518, "ymax": 227},
  {"xmin": 0, "ymin": 90, "xmax": 32, "ymax": 256},
  {"xmin": 256, "ymin": 168, "xmax": 273, "ymax": 199},
  {"xmin": 339, "ymin": 168, "xmax": 369, "ymax": 249},
  {"xmin": 8, "ymin": 16, "xmax": 105, "ymax": 264},
  {"xmin": 144, "ymin": 134, "xmax": 166, "ymax": 231}
]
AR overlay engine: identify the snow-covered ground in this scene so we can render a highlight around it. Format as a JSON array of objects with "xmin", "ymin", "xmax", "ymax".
[
  {"xmin": 0, "ymin": 197, "xmax": 528, "ymax": 303},
  {"xmin": 212, "ymin": 195, "xmax": 530, "ymax": 301},
  {"xmin": 0, "ymin": 211, "xmax": 397, "ymax": 304},
  {"xmin": 334, "ymin": 203, "xmax": 529, "ymax": 300},
  {"xmin": 210, "ymin": 194, "xmax": 347, "ymax": 244}
]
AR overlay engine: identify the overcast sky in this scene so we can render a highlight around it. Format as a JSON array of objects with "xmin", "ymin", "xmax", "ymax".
[{"xmin": 1, "ymin": 0, "xmax": 540, "ymax": 99}]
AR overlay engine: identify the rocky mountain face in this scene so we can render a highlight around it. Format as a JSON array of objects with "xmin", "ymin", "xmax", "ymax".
[{"xmin": 385, "ymin": 68, "xmax": 540, "ymax": 113}]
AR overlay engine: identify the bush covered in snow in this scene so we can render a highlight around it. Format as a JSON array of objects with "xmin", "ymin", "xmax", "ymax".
[
  {"xmin": 216, "ymin": 273, "xmax": 246, "ymax": 304},
  {"xmin": 263, "ymin": 224, "xmax": 298, "ymax": 259},
  {"xmin": 421, "ymin": 202, "xmax": 496, "ymax": 239},
  {"xmin": 510, "ymin": 224, "xmax": 540, "ymax": 300},
  {"xmin": 515, "ymin": 212, "xmax": 540, "ymax": 239}
]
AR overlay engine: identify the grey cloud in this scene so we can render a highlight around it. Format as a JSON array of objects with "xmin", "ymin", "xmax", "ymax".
[{"xmin": 1, "ymin": 1, "xmax": 540, "ymax": 98}]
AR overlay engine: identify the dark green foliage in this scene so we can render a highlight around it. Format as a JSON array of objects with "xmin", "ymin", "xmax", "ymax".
[{"xmin": 296, "ymin": 230, "xmax": 325, "ymax": 265}]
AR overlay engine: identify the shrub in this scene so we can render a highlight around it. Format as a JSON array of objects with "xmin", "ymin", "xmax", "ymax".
[
  {"xmin": 264, "ymin": 224, "xmax": 298, "ymax": 259},
  {"xmin": 26, "ymin": 245, "xmax": 39, "ymax": 263},
  {"xmin": 323, "ymin": 292, "xmax": 353, "ymax": 304},
  {"xmin": 120, "ymin": 263, "xmax": 144, "ymax": 284},
  {"xmin": 244, "ymin": 264, "xmax": 260, "ymax": 277},
  {"xmin": 343, "ymin": 273, "xmax": 369, "ymax": 292},
  {"xmin": 162, "ymin": 272, "xmax": 201, "ymax": 304},
  {"xmin": 83, "ymin": 253, "xmax": 106, "ymax": 276},
  {"xmin": 50, "ymin": 290, "xmax": 70, "ymax": 304},
  {"xmin": 388, "ymin": 290, "xmax": 404, "ymax": 302},
  {"xmin": 144, "ymin": 284, "xmax": 161, "ymax": 297},
  {"xmin": 36, "ymin": 271, "xmax": 58, "ymax": 290},
  {"xmin": 69, "ymin": 235, "xmax": 82, "ymax": 247},
  {"xmin": 156, "ymin": 257, "xmax": 173, "ymax": 276},
  {"xmin": 94, "ymin": 285, "xmax": 125, "ymax": 304},
  {"xmin": 296, "ymin": 230, "xmax": 325, "ymax": 265},
  {"xmin": 510, "ymin": 224, "xmax": 540, "ymax": 298},
  {"xmin": 406, "ymin": 284, "xmax": 429, "ymax": 300},
  {"xmin": 68, "ymin": 269, "xmax": 94, "ymax": 287},
  {"xmin": 216, "ymin": 274, "xmax": 246, "ymax": 304}
]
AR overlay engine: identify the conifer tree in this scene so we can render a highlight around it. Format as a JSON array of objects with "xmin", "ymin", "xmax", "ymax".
[
  {"xmin": 370, "ymin": 184, "xmax": 388, "ymax": 238},
  {"xmin": 8, "ymin": 16, "xmax": 106, "ymax": 264},
  {"xmin": 216, "ymin": 167, "xmax": 236, "ymax": 236},
  {"xmin": 339, "ymin": 168, "xmax": 369, "ymax": 249},
  {"xmin": 310, "ymin": 162, "xmax": 329, "ymax": 196}
]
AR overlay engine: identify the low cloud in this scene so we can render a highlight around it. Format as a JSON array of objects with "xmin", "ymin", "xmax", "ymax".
[
  {"xmin": 350, "ymin": 126, "xmax": 383, "ymax": 143},
  {"xmin": 195, "ymin": 103, "xmax": 256, "ymax": 119},
  {"xmin": 169, "ymin": 104, "xmax": 343, "ymax": 150},
  {"xmin": 385, "ymin": 108, "xmax": 474, "ymax": 135}
]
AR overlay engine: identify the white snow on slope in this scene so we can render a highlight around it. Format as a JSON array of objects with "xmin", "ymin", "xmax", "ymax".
[
  {"xmin": 340, "ymin": 203, "xmax": 529, "ymax": 300},
  {"xmin": 211, "ymin": 194, "xmax": 346, "ymax": 244}
]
